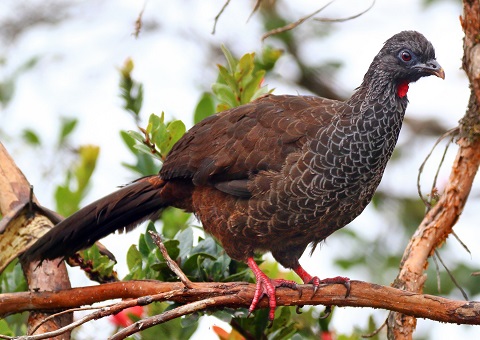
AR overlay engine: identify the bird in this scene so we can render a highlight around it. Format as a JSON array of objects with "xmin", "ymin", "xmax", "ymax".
[{"xmin": 23, "ymin": 31, "xmax": 444, "ymax": 321}]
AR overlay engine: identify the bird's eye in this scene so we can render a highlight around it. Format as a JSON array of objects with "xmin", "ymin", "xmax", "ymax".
[{"xmin": 400, "ymin": 51, "xmax": 412, "ymax": 62}]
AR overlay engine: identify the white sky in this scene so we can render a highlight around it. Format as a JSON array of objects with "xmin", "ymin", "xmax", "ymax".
[{"xmin": 1, "ymin": 0, "xmax": 478, "ymax": 338}]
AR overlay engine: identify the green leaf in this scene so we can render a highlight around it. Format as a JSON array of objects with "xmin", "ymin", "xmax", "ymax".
[
  {"xmin": 258, "ymin": 46, "xmax": 283, "ymax": 71},
  {"xmin": 118, "ymin": 58, "xmax": 144, "ymax": 117},
  {"xmin": 193, "ymin": 92, "xmax": 216, "ymax": 124},
  {"xmin": 127, "ymin": 130, "xmax": 147, "ymax": 145},
  {"xmin": 0, "ymin": 260, "xmax": 27, "ymax": 293},
  {"xmin": 75, "ymin": 145, "xmax": 100, "ymax": 192},
  {"xmin": 191, "ymin": 235, "xmax": 218, "ymax": 256},
  {"xmin": 0, "ymin": 319, "xmax": 14, "ymax": 336},
  {"xmin": 220, "ymin": 45, "xmax": 237, "ymax": 73},
  {"xmin": 126, "ymin": 245, "xmax": 142, "ymax": 271},
  {"xmin": 181, "ymin": 312, "xmax": 200, "ymax": 328},
  {"xmin": 217, "ymin": 64, "xmax": 238, "ymax": 93},
  {"xmin": 122, "ymin": 130, "xmax": 160, "ymax": 175},
  {"xmin": 235, "ymin": 52, "xmax": 255, "ymax": 83},
  {"xmin": 160, "ymin": 120, "xmax": 186, "ymax": 155},
  {"xmin": 138, "ymin": 232, "xmax": 150, "ymax": 258},
  {"xmin": 133, "ymin": 143, "xmax": 156, "ymax": 158},
  {"xmin": 161, "ymin": 239, "xmax": 180, "ymax": 261},
  {"xmin": 182, "ymin": 253, "xmax": 217, "ymax": 275},
  {"xmin": 175, "ymin": 228, "xmax": 193, "ymax": 260},
  {"xmin": 58, "ymin": 117, "xmax": 78, "ymax": 146},
  {"xmin": 161, "ymin": 207, "xmax": 191, "ymax": 239},
  {"xmin": 79, "ymin": 245, "xmax": 118, "ymax": 281},
  {"xmin": 212, "ymin": 83, "xmax": 238, "ymax": 110},
  {"xmin": 242, "ymin": 69, "xmax": 265, "ymax": 103},
  {"xmin": 22, "ymin": 129, "xmax": 41, "ymax": 146},
  {"xmin": 144, "ymin": 222, "xmax": 158, "ymax": 252}
]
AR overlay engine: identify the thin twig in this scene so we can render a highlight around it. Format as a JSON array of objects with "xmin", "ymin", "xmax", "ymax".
[
  {"xmin": 212, "ymin": 0, "xmax": 231, "ymax": 34},
  {"xmin": 247, "ymin": 0, "xmax": 263, "ymax": 22},
  {"xmin": 148, "ymin": 230, "xmax": 194, "ymax": 288},
  {"xmin": 262, "ymin": 1, "xmax": 335, "ymax": 41},
  {"xmin": 361, "ymin": 319, "xmax": 386, "ymax": 338},
  {"xmin": 434, "ymin": 249, "xmax": 469, "ymax": 301},
  {"xmin": 417, "ymin": 127, "xmax": 459, "ymax": 208},
  {"xmin": 29, "ymin": 304, "xmax": 114, "ymax": 335},
  {"xmin": 429, "ymin": 133, "xmax": 455, "ymax": 207},
  {"xmin": 452, "ymin": 230, "xmax": 471, "ymax": 256},
  {"xmin": 315, "ymin": 0, "xmax": 376, "ymax": 23},
  {"xmin": 110, "ymin": 295, "xmax": 236, "ymax": 340},
  {"xmin": 432, "ymin": 253, "xmax": 442, "ymax": 293},
  {"xmin": 133, "ymin": 1, "xmax": 148, "ymax": 38},
  {"xmin": 14, "ymin": 289, "xmax": 189, "ymax": 339}
]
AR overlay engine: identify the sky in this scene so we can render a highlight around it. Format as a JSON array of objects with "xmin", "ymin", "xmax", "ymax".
[{"xmin": 1, "ymin": 0, "xmax": 478, "ymax": 338}]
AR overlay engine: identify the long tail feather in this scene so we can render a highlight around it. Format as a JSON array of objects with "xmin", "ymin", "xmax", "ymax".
[{"xmin": 22, "ymin": 175, "xmax": 167, "ymax": 262}]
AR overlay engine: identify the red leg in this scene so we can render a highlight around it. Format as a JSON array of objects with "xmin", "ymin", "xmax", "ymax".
[
  {"xmin": 293, "ymin": 264, "xmax": 351, "ymax": 297},
  {"xmin": 247, "ymin": 257, "xmax": 297, "ymax": 322}
]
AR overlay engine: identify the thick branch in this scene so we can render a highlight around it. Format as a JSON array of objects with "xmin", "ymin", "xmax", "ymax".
[
  {"xmin": 0, "ymin": 142, "xmax": 72, "ymax": 338},
  {"xmin": 1, "ymin": 280, "xmax": 479, "ymax": 326},
  {"xmin": 388, "ymin": 2, "xmax": 480, "ymax": 338}
]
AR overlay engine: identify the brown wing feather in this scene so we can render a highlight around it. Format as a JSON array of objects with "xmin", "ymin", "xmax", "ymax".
[{"xmin": 160, "ymin": 94, "xmax": 340, "ymax": 189}]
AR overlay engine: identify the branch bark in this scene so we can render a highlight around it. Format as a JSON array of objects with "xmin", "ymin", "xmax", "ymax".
[
  {"xmin": 0, "ymin": 142, "xmax": 72, "ymax": 339},
  {"xmin": 1, "ymin": 280, "xmax": 479, "ymax": 328},
  {"xmin": 387, "ymin": 1, "xmax": 480, "ymax": 338}
]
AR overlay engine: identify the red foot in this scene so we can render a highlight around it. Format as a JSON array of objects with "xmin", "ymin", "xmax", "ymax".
[
  {"xmin": 293, "ymin": 265, "xmax": 351, "ymax": 297},
  {"xmin": 247, "ymin": 257, "xmax": 297, "ymax": 322}
]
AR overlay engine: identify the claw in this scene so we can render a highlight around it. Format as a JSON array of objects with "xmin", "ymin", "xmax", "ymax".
[
  {"xmin": 318, "ymin": 276, "xmax": 351, "ymax": 297},
  {"xmin": 293, "ymin": 265, "xmax": 350, "ymax": 299},
  {"xmin": 343, "ymin": 279, "xmax": 351, "ymax": 297},
  {"xmin": 247, "ymin": 257, "xmax": 298, "ymax": 323},
  {"xmin": 296, "ymin": 305, "xmax": 304, "ymax": 314},
  {"xmin": 319, "ymin": 305, "xmax": 332, "ymax": 319},
  {"xmin": 309, "ymin": 276, "xmax": 320, "ymax": 299}
]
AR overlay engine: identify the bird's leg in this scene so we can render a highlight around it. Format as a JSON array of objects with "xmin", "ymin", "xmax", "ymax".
[
  {"xmin": 293, "ymin": 264, "xmax": 351, "ymax": 298},
  {"xmin": 247, "ymin": 257, "xmax": 297, "ymax": 323}
]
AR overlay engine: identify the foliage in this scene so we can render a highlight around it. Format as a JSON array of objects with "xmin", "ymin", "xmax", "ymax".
[
  {"xmin": 78, "ymin": 245, "xmax": 118, "ymax": 283},
  {"xmin": 55, "ymin": 144, "xmax": 99, "ymax": 217},
  {"xmin": 0, "ymin": 56, "xmax": 39, "ymax": 108},
  {"xmin": 128, "ymin": 112, "xmax": 186, "ymax": 162}
]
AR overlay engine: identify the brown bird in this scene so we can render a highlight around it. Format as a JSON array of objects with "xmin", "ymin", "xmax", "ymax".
[{"xmin": 23, "ymin": 31, "xmax": 444, "ymax": 321}]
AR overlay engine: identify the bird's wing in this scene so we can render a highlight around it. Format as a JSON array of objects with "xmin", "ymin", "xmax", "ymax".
[{"xmin": 160, "ymin": 94, "xmax": 340, "ymax": 196}]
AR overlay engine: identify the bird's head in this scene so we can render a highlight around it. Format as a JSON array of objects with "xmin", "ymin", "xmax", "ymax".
[{"xmin": 364, "ymin": 31, "xmax": 445, "ymax": 99}]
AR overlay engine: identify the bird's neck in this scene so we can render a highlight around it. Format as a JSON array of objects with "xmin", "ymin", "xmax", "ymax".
[{"xmin": 347, "ymin": 70, "xmax": 409, "ymax": 120}]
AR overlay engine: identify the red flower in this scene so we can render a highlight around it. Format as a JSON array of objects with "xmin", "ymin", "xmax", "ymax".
[{"xmin": 109, "ymin": 306, "xmax": 144, "ymax": 327}]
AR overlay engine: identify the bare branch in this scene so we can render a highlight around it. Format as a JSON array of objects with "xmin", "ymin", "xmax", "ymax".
[
  {"xmin": 111, "ymin": 295, "xmax": 235, "ymax": 339},
  {"xmin": 212, "ymin": 0, "xmax": 231, "ymax": 35},
  {"xmin": 262, "ymin": 1, "xmax": 335, "ymax": 41},
  {"xmin": 314, "ymin": 0, "xmax": 376, "ymax": 23},
  {"xmin": 1, "ymin": 280, "xmax": 480, "ymax": 326},
  {"xmin": 416, "ymin": 127, "xmax": 458, "ymax": 209},
  {"xmin": 148, "ymin": 230, "xmax": 193, "ymax": 288},
  {"xmin": 247, "ymin": 0, "xmax": 263, "ymax": 23}
]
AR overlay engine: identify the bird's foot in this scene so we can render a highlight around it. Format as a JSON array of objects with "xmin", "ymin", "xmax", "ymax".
[
  {"xmin": 303, "ymin": 275, "xmax": 351, "ymax": 298},
  {"xmin": 318, "ymin": 276, "xmax": 351, "ymax": 297},
  {"xmin": 247, "ymin": 257, "xmax": 297, "ymax": 324},
  {"xmin": 293, "ymin": 265, "xmax": 351, "ymax": 298}
]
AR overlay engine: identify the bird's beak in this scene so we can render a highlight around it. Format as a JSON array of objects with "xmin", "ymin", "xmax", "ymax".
[{"xmin": 414, "ymin": 59, "xmax": 445, "ymax": 79}]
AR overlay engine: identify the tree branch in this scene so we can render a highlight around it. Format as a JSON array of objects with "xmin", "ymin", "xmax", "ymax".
[{"xmin": 1, "ymin": 280, "xmax": 479, "ymax": 326}]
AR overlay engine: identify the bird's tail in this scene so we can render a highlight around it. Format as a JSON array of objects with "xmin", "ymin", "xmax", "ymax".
[{"xmin": 22, "ymin": 175, "xmax": 169, "ymax": 262}]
